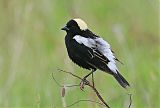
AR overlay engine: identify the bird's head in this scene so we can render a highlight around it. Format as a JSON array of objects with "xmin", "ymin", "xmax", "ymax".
[{"xmin": 61, "ymin": 18, "xmax": 88, "ymax": 35}]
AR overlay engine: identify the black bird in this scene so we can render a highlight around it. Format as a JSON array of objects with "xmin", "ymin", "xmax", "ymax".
[{"xmin": 61, "ymin": 18, "xmax": 130, "ymax": 88}]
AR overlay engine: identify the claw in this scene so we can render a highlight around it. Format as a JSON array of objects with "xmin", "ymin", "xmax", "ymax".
[
  {"xmin": 80, "ymin": 81, "xmax": 85, "ymax": 90},
  {"xmin": 79, "ymin": 78, "xmax": 90, "ymax": 90}
]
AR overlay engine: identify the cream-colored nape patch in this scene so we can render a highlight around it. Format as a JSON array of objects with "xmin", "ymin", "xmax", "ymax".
[{"xmin": 73, "ymin": 18, "xmax": 88, "ymax": 30}]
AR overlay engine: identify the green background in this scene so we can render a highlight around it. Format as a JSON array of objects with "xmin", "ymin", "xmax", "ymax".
[{"xmin": 0, "ymin": 0, "xmax": 159, "ymax": 108}]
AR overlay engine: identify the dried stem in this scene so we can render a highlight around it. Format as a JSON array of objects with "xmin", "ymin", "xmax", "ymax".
[
  {"xmin": 52, "ymin": 72, "xmax": 80, "ymax": 88},
  {"xmin": 52, "ymin": 69, "xmax": 132, "ymax": 108},
  {"xmin": 128, "ymin": 93, "xmax": 132, "ymax": 108},
  {"xmin": 65, "ymin": 99, "xmax": 105, "ymax": 108},
  {"xmin": 56, "ymin": 69, "xmax": 110, "ymax": 108},
  {"xmin": 87, "ymin": 83, "xmax": 110, "ymax": 108}
]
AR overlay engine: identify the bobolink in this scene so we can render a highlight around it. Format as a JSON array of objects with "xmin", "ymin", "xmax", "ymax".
[{"xmin": 61, "ymin": 18, "xmax": 129, "ymax": 88}]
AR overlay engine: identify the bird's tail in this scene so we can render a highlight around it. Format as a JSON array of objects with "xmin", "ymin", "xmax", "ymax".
[{"xmin": 113, "ymin": 72, "xmax": 130, "ymax": 88}]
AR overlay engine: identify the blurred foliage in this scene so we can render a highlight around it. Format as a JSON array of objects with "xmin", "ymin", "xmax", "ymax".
[{"xmin": 0, "ymin": 0, "xmax": 159, "ymax": 108}]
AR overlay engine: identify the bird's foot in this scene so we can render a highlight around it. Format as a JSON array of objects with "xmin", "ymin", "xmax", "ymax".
[{"xmin": 80, "ymin": 78, "xmax": 89, "ymax": 90}]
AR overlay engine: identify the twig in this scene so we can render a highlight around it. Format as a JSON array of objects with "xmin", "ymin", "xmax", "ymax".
[
  {"xmin": 65, "ymin": 99, "xmax": 105, "ymax": 108},
  {"xmin": 52, "ymin": 72, "xmax": 80, "ymax": 88},
  {"xmin": 52, "ymin": 70, "xmax": 132, "ymax": 108},
  {"xmin": 52, "ymin": 72, "xmax": 63, "ymax": 87},
  {"xmin": 128, "ymin": 93, "xmax": 132, "ymax": 108},
  {"xmin": 57, "ymin": 69, "xmax": 82, "ymax": 80},
  {"xmin": 87, "ymin": 83, "xmax": 110, "ymax": 108},
  {"xmin": 57, "ymin": 69, "xmax": 110, "ymax": 108}
]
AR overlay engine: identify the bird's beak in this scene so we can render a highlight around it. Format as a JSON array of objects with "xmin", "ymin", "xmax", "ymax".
[{"xmin": 61, "ymin": 25, "xmax": 69, "ymax": 31}]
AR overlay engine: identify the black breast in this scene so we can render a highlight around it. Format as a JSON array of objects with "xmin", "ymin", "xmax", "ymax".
[{"xmin": 65, "ymin": 34, "xmax": 96, "ymax": 70}]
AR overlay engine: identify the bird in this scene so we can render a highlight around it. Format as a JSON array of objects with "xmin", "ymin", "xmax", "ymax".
[{"xmin": 61, "ymin": 18, "xmax": 130, "ymax": 89}]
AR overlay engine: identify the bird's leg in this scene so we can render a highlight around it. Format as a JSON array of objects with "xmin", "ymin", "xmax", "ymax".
[{"xmin": 80, "ymin": 69, "xmax": 96, "ymax": 90}]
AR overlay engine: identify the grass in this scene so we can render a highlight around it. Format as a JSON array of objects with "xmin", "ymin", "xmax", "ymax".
[{"xmin": 0, "ymin": 0, "xmax": 159, "ymax": 107}]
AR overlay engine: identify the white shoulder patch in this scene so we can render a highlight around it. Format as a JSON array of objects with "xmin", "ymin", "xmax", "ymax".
[
  {"xmin": 73, "ymin": 18, "xmax": 88, "ymax": 30},
  {"xmin": 73, "ymin": 35, "xmax": 96, "ymax": 48}
]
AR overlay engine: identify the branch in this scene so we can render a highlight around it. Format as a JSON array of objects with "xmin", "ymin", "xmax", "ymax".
[
  {"xmin": 57, "ymin": 69, "xmax": 82, "ymax": 80},
  {"xmin": 87, "ymin": 83, "xmax": 110, "ymax": 108},
  {"xmin": 52, "ymin": 72, "xmax": 80, "ymax": 88},
  {"xmin": 128, "ymin": 93, "xmax": 132, "ymax": 108},
  {"xmin": 65, "ymin": 99, "xmax": 105, "ymax": 108},
  {"xmin": 57, "ymin": 69, "xmax": 110, "ymax": 108},
  {"xmin": 52, "ymin": 69, "xmax": 132, "ymax": 108}
]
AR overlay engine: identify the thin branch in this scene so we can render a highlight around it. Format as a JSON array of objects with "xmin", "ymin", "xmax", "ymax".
[
  {"xmin": 65, "ymin": 99, "xmax": 106, "ymax": 108},
  {"xmin": 55, "ymin": 69, "xmax": 132, "ymax": 108},
  {"xmin": 52, "ymin": 72, "xmax": 63, "ymax": 87},
  {"xmin": 52, "ymin": 72, "xmax": 80, "ymax": 88},
  {"xmin": 128, "ymin": 93, "xmax": 132, "ymax": 108},
  {"xmin": 57, "ymin": 69, "xmax": 110, "ymax": 108},
  {"xmin": 57, "ymin": 69, "xmax": 82, "ymax": 80},
  {"xmin": 87, "ymin": 83, "xmax": 110, "ymax": 108}
]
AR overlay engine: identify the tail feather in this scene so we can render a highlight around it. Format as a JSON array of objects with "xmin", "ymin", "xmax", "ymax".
[{"xmin": 113, "ymin": 72, "xmax": 130, "ymax": 88}]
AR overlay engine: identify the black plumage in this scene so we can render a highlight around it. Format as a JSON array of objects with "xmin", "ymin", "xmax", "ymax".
[{"xmin": 61, "ymin": 18, "xmax": 130, "ymax": 88}]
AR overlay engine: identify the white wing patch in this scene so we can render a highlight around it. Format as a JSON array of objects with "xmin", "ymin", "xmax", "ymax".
[
  {"xmin": 73, "ymin": 35, "xmax": 118, "ymax": 73},
  {"xmin": 73, "ymin": 35, "xmax": 96, "ymax": 48}
]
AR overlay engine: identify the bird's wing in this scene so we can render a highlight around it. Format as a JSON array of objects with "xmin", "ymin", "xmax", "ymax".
[
  {"xmin": 73, "ymin": 35, "xmax": 108, "ymax": 63},
  {"xmin": 73, "ymin": 35, "xmax": 118, "ymax": 73},
  {"xmin": 94, "ymin": 38, "xmax": 119, "ymax": 73}
]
